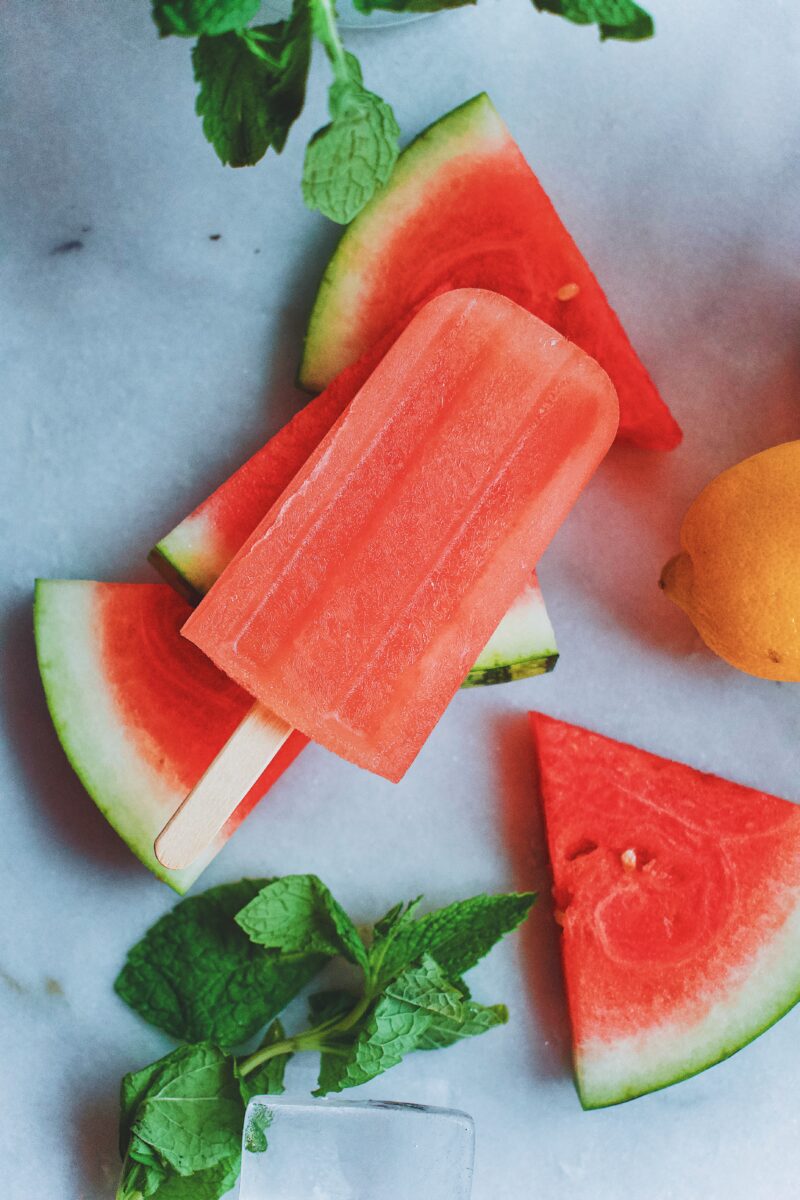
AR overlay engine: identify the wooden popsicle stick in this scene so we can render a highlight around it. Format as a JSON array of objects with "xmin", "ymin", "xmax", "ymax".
[{"xmin": 155, "ymin": 703, "xmax": 293, "ymax": 870}]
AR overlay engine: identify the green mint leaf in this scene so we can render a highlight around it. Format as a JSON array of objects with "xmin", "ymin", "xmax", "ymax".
[
  {"xmin": 237, "ymin": 1020, "xmax": 292, "ymax": 1103},
  {"xmin": 129, "ymin": 1042, "xmax": 243, "ymax": 1175},
  {"xmin": 121, "ymin": 1061, "xmax": 168, "ymax": 1157},
  {"xmin": 119, "ymin": 1048, "xmax": 241, "ymax": 1199},
  {"xmin": 452, "ymin": 976, "xmax": 472, "ymax": 1000},
  {"xmin": 193, "ymin": 6, "xmax": 312, "ymax": 168},
  {"xmin": 302, "ymin": 52, "xmax": 400, "ymax": 224},
  {"xmin": 315, "ymin": 955, "xmax": 466, "ymax": 1095},
  {"xmin": 532, "ymin": 0, "xmax": 654, "ymax": 40},
  {"xmin": 373, "ymin": 892, "xmax": 536, "ymax": 988},
  {"xmin": 151, "ymin": 0, "xmax": 261, "ymax": 38},
  {"xmin": 416, "ymin": 999, "xmax": 508, "ymax": 1050},
  {"xmin": 115, "ymin": 879, "xmax": 325, "ymax": 1049},
  {"xmin": 236, "ymin": 874, "xmax": 368, "ymax": 970},
  {"xmin": 243, "ymin": 1101, "xmax": 273, "ymax": 1154},
  {"xmin": 371, "ymin": 897, "xmax": 422, "ymax": 943},
  {"xmin": 117, "ymin": 1152, "xmax": 166, "ymax": 1200},
  {"xmin": 148, "ymin": 1157, "xmax": 241, "ymax": 1200}
]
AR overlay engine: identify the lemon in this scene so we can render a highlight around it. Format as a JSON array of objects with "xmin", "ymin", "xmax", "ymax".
[{"xmin": 660, "ymin": 441, "xmax": 800, "ymax": 681}]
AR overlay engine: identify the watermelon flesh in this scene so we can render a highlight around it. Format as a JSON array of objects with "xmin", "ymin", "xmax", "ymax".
[
  {"xmin": 151, "ymin": 322, "xmax": 558, "ymax": 687},
  {"xmin": 183, "ymin": 292, "xmax": 617, "ymax": 782},
  {"xmin": 301, "ymin": 93, "xmax": 680, "ymax": 452},
  {"xmin": 530, "ymin": 712, "xmax": 800, "ymax": 1108},
  {"xmin": 34, "ymin": 580, "xmax": 307, "ymax": 892}
]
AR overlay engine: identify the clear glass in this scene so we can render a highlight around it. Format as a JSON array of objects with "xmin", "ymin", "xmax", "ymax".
[{"xmin": 239, "ymin": 1097, "xmax": 475, "ymax": 1200}]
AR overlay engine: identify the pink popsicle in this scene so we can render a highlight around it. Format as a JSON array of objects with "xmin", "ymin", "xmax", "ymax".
[{"xmin": 182, "ymin": 290, "xmax": 618, "ymax": 781}]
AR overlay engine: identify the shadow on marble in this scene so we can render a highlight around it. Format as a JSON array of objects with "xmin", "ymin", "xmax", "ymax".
[
  {"xmin": 494, "ymin": 712, "xmax": 572, "ymax": 1085},
  {"xmin": 0, "ymin": 598, "xmax": 141, "ymax": 875},
  {"xmin": 73, "ymin": 1082, "xmax": 125, "ymax": 1200}
]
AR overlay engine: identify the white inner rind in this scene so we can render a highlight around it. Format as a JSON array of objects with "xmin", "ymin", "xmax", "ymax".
[
  {"xmin": 155, "ymin": 511, "xmax": 219, "ymax": 595},
  {"xmin": 577, "ymin": 893, "xmax": 800, "ymax": 1107},
  {"xmin": 34, "ymin": 580, "xmax": 220, "ymax": 893},
  {"xmin": 470, "ymin": 578, "xmax": 556, "ymax": 671},
  {"xmin": 303, "ymin": 94, "xmax": 509, "ymax": 390}
]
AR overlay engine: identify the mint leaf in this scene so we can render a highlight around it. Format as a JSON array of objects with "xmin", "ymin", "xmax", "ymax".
[
  {"xmin": 151, "ymin": 0, "xmax": 261, "ymax": 38},
  {"xmin": 115, "ymin": 879, "xmax": 325, "ymax": 1049},
  {"xmin": 243, "ymin": 1102, "xmax": 273, "ymax": 1154},
  {"xmin": 302, "ymin": 52, "xmax": 399, "ymax": 224},
  {"xmin": 372, "ymin": 897, "xmax": 422, "ymax": 943},
  {"xmin": 237, "ymin": 1020, "xmax": 292, "ymax": 1102},
  {"xmin": 193, "ymin": 7, "xmax": 312, "ymax": 168},
  {"xmin": 121, "ymin": 1061, "xmax": 168, "ymax": 1157},
  {"xmin": 416, "ymin": 999, "xmax": 508, "ymax": 1050},
  {"xmin": 315, "ymin": 956, "xmax": 467, "ymax": 1094},
  {"xmin": 130, "ymin": 1042, "xmax": 243, "ymax": 1175},
  {"xmin": 236, "ymin": 874, "xmax": 368, "ymax": 970},
  {"xmin": 532, "ymin": 0, "xmax": 654, "ymax": 40},
  {"xmin": 149, "ymin": 1158, "xmax": 240, "ymax": 1200},
  {"xmin": 117, "ymin": 1153, "xmax": 166, "ymax": 1200},
  {"xmin": 373, "ymin": 892, "xmax": 536, "ymax": 987},
  {"xmin": 119, "ymin": 1046, "xmax": 242, "ymax": 1199}
]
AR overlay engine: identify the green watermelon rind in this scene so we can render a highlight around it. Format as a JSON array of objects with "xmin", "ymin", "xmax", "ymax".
[
  {"xmin": 34, "ymin": 579, "xmax": 214, "ymax": 894},
  {"xmin": 464, "ymin": 653, "xmax": 558, "ymax": 687},
  {"xmin": 464, "ymin": 575, "xmax": 559, "ymax": 686},
  {"xmin": 148, "ymin": 543, "xmax": 204, "ymax": 607},
  {"xmin": 576, "ymin": 904, "xmax": 800, "ymax": 1108},
  {"xmin": 300, "ymin": 92, "xmax": 499, "ymax": 392}
]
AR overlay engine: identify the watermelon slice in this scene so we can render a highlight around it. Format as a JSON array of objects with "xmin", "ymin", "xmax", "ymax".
[
  {"xmin": 150, "ymin": 340, "xmax": 558, "ymax": 687},
  {"xmin": 34, "ymin": 580, "xmax": 307, "ymax": 892},
  {"xmin": 529, "ymin": 712, "xmax": 800, "ymax": 1108},
  {"xmin": 300, "ymin": 93, "xmax": 680, "ymax": 452}
]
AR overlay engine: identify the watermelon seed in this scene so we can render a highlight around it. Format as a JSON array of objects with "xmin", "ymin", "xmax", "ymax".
[
  {"xmin": 620, "ymin": 848, "xmax": 638, "ymax": 871},
  {"xmin": 556, "ymin": 282, "xmax": 580, "ymax": 302}
]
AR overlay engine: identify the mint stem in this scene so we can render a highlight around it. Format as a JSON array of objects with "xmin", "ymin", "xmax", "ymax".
[
  {"xmin": 313, "ymin": 0, "xmax": 350, "ymax": 80},
  {"xmin": 238, "ymin": 985, "xmax": 376, "ymax": 1078}
]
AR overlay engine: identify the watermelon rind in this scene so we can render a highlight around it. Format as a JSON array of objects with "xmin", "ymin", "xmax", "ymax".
[
  {"xmin": 34, "ymin": 580, "xmax": 225, "ymax": 893},
  {"xmin": 578, "ymin": 907, "xmax": 800, "ymax": 1109},
  {"xmin": 464, "ymin": 576, "xmax": 558, "ymax": 686},
  {"xmin": 148, "ymin": 540, "xmax": 205, "ymax": 607},
  {"xmin": 300, "ymin": 93, "xmax": 499, "ymax": 391}
]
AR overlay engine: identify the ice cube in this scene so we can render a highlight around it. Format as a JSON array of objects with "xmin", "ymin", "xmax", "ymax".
[{"xmin": 239, "ymin": 1098, "xmax": 474, "ymax": 1200}]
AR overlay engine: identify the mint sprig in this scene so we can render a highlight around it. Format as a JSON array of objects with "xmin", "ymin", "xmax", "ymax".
[
  {"xmin": 115, "ymin": 874, "xmax": 535, "ymax": 1200},
  {"xmin": 145, "ymin": 0, "xmax": 652, "ymax": 224},
  {"xmin": 531, "ymin": 0, "xmax": 654, "ymax": 40}
]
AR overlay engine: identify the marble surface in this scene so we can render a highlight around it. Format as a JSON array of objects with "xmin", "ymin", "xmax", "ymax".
[{"xmin": 2, "ymin": 2, "xmax": 800, "ymax": 1197}]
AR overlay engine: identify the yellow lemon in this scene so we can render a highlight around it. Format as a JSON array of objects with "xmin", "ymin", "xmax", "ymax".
[{"xmin": 660, "ymin": 441, "xmax": 800, "ymax": 681}]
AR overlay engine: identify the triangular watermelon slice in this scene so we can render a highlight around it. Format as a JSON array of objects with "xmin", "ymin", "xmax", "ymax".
[
  {"xmin": 529, "ymin": 712, "xmax": 800, "ymax": 1108},
  {"xmin": 300, "ymin": 93, "xmax": 680, "ymax": 452},
  {"xmin": 34, "ymin": 580, "xmax": 307, "ymax": 892}
]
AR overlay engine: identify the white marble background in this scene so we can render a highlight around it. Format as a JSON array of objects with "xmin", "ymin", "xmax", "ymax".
[{"xmin": 2, "ymin": 2, "xmax": 800, "ymax": 1197}]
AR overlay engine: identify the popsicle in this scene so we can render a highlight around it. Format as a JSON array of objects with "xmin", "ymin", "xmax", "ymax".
[{"xmin": 158, "ymin": 289, "xmax": 617, "ymax": 866}]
